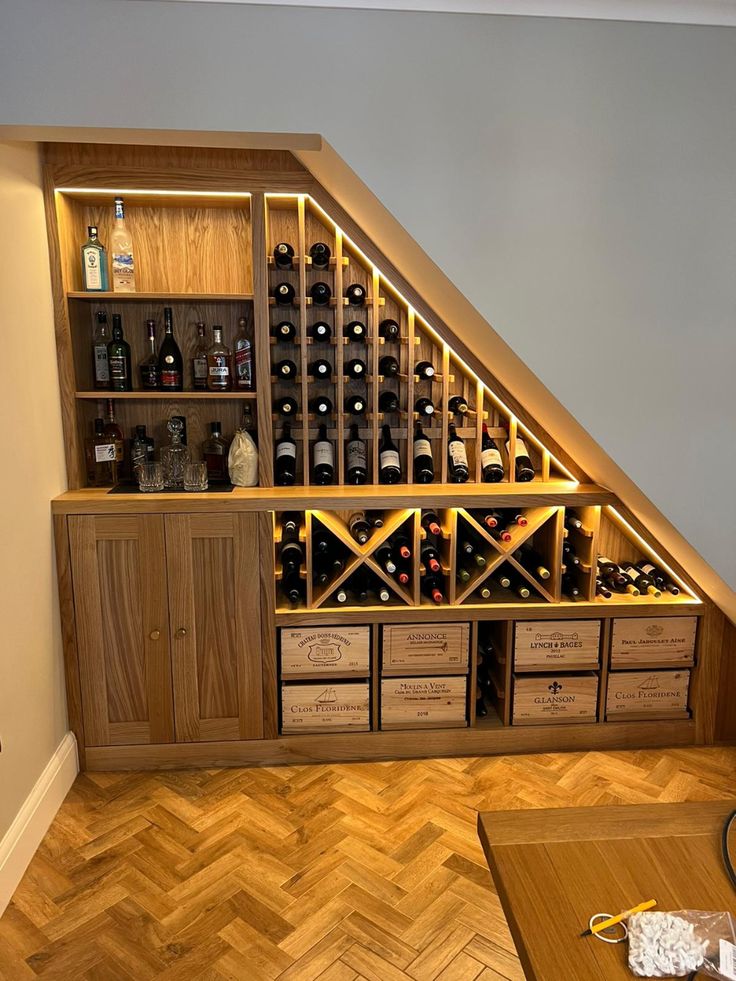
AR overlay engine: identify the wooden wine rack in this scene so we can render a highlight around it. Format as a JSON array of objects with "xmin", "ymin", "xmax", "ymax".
[{"xmin": 41, "ymin": 142, "xmax": 732, "ymax": 772}]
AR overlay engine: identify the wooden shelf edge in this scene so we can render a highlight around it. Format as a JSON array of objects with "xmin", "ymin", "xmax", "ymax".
[
  {"xmin": 67, "ymin": 291, "xmax": 255, "ymax": 301},
  {"xmin": 75, "ymin": 391, "xmax": 258, "ymax": 400}
]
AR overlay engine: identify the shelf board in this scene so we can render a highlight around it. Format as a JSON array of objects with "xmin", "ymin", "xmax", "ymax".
[
  {"xmin": 75, "ymin": 391, "xmax": 257, "ymax": 400},
  {"xmin": 67, "ymin": 291, "xmax": 254, "ymax": 302}
]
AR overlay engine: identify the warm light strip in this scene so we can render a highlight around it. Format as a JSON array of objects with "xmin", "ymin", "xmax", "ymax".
[
  {"xmin": 56, "ymin": 187, "xmax": 251, "ymax": 198},
  {"xmin": 606, "ymin": 506, "xmax": 700, "ymax": 600}
]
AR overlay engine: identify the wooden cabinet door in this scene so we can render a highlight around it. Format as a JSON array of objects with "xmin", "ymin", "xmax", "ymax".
[
  {"xmin": 69, "ymin": 515, "xmax": 174, "ymax": 746},
  {"xmin": 165, "ymin": 513, "xmax": 264, "ymax": 741}
]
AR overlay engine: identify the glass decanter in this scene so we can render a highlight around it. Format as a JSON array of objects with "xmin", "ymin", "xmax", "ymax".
[{"xmin": 161, "ymin": 416, "xmax": 190, "ymax": 489}]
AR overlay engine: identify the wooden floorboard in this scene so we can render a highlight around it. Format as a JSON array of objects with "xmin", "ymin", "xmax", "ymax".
[{"xmin": 1, "ymin": 746, "xmax": 735, "ymax": 979}]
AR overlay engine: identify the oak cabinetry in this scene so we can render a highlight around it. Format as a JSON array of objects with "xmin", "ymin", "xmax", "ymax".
[{"xmin": 69, "ymin": 512, "xmax": 263, "ymax": 747}]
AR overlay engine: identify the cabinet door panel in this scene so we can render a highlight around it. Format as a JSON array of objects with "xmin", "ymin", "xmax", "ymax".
[
  {"xmin": 69, "ymin": 515, "xmax": 174, "ymax": 746},
  {"xmin": 166, "ymin": 513, "xmax": 263, "ymax": 741}
]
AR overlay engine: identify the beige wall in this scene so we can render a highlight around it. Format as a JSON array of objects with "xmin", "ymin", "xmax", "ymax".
[{"xmin": 0, "ymin": 142, "xmax": 68, "ymax": 837}]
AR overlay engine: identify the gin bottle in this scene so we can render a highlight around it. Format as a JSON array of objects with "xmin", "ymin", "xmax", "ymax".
[
  {"xmin": 161, "ymin": 417, "xmax": 190, "ymax": 489},
  {"xmin": 110, "ymin": 197, "xmax": 136, "ymax": 292},
  {"xmin": 81, "ymin": 226, "xmax": 109, "ymax": 292}
]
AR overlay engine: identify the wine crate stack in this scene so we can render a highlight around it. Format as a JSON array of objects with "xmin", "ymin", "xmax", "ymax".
[{"xmin": 43, "ymin": 142, "xmax": 729, "ymax": 771}]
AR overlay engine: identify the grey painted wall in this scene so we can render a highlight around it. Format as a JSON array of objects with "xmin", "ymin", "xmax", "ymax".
[{"xmin": 2, "ymin": 0, "xmax": 735, "ymax": 585}]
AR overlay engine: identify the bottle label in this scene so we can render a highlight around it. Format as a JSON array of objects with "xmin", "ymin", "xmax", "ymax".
[
  {"xmin": 235, "ymin": 342, "xmax": 252, "ymax": 386},
  {"xmin": 413, "ymin": 438, "xmax": 431, "ymax": 459},
  {"xmin": 83, "ymin": 247, "xmax": 102, "ymax": 290},
  {"xmin": 109, "ymin": 356, "xmax": 127, "ymax": 380},
  {"xmin": 193, "ymin": 356, "xmax": 207, "ymax": 380},
  {"xmin": 94, "ymin": 345, "xmax": 109, "ymax": 382},
  {"xmin": 449, "ymin": 442, "xmax": 468, "ymax": 467},
  {"xmin": 94, "ymin": 442, "xmax": 116, "ymax": 462},
  {"xmin": 113, "ymin": 438, "xmax": 124, "ymax": 463},
  {"xmin": 314, "ymin": 442, "xmax": 334, "ymax": 467},
  {"xmin": 111, "ymin": 252, "xmax": 135, "ymax": 290},
  {"xmin": 140, "ymin": 364, "xmax": 159, "ymax": 388},
  {"xmin": 481, "ymin": 447, "xmax": 502, "ymax": 468},
  {"xmin": 514, "ymin": 437, "xmax": 529, "ymax": 458},
  {"xmin": 208, "ymin": 364, "xmax": 230, "ymax": 378},
  {"xmin": 160, "ymin": 370, "xmax": 181, "ymax": 387},
  {"xmin": 380, "ymin": 449, "xmax": 401, "ymax": 469},
  {"xmin": 347, "ymin": 441, "xmax": 367, "ymax": 469},
  {"xmin": 276, "ymin": 442, "xmax": 296, "ymax": 460}
]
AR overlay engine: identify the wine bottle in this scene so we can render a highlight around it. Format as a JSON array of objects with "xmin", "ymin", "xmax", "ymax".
[
  {"xmin": 346, "ymin": 424, "xmax": 368, "ymax": 485},
  {"xmin": 379, "ymin": 319, "xmax": 400, "ymax": 342},
  {"xmin": 274, "ymin": 396, "xmax": 298, "ymax": 417},
  {"xmin": 309, "ymin": 242, "xmax": 331, "ymax": 269},
  {"xmin": 508, "ymin": 435, "xmax": 535, "ymax": 481},
  {"xmin": 391, "ymin": 533, "xmax": 412, "ymax": 561},
  {"xmin": 378, "ymin": 355, "xmax": 400, "ymax": 378},
  {"xmin": 415, "ymin": 360, "xmax": 435, "ymax": 381},
  {"xmin": 447, "ymin": 395, "xmax": 469, "ymax": 415},
  {"xmin": 273, "ymin": 320, "xmax": 297, "ymax": 342},
  {"xmin": 280, "ymin": 566, "xmax": 302, "ymax": 606},
  {"xmin": 595, "ymin": 577, "xmax": 612, "ymax": 599},
  {"xmin": 348, "ymin": 510, "xmax": 371, "ymax": 545},
  {"xmin": 344, "ymin": 358, "xmax": 366, "ymax": 379},
  {"xmin": 345, "ymin": 395, "xmax": 366, "ymax": 415},
  {"xmin": 274, "ymin": 359, "xmax": 298, "ymax": 381},
  {"xmin": 273, "ymin": 281, "xmax": 296, "ymax": 306},
  {"xmin": 421, "ymin": 575, "xmax": 444, "ymax": 605},
  {"xmin": 309, "ymin": 395, "xmax": 332, "ymax": 417},
  {"xmin": 622, "ymin": 564, "xmax": 662, "ymax": 598},
  {"xmin": 473, "ymin": 510, "xmax": 498, "ymax": 530},
  {"xmin": 502, "ymin": 510, "xmax": 528, "ymax": 527},
  {"xmin": 415, "ymin": 397, "xmax": 435, "ymax": 417},
  {"xmin": 312, "ymin": 530, "xmax": 331, "ymax": 554},
  {"xmin": 519, "ymin": 546, "xmax": 551, "ymax": 580},
  {"xmin": 373, "ymin": 578, "xmax": 391, "ymax": 604},
  {"xmin": 345, "ymin": 283, "xmax": 366, "ymax": 306},
  {"xmin": 351, "ymin": 569, "xmax": 369, "ymax": 603},
  {"xmin": 562, "ymin": 574, "xmax": 582, "ymax": 601},
  {"xmin": 378, "ymin": 390, "xmax": 400, "ymax": 413},
  {"xmin": 480, "ymin": 424, "xmax": 504, "ymax": 483},
  {"xmin": 279, "ymin": 532, "xmax": 304, "ymax": 568},
  {"xmin": 281, "ymin": 511, "xmax": 301, "ymax": 536},
  {"xmin": 448, "ymin": 424, "xmax": 469, "ymax": 483},
  {"xmin": 309, "ymin": 281, "xmax": 331, "ymax": 306},
  {"xmin": 459, "ymin": 539, "xmax": 487, "ymax": 568},
  {"xmin": 565, "ymin": 512, "xmax": 583, "ymax": 532},
  {"xmin": 334, "ymin": 587, "xmax": 348, "ymax": 604},
  {"xmin": 636, "ymin": 561, "xmax": 680, "ymax": 595},
  {"xmin": 273, "ymin": 242, "xmax": 295, "ymax": 269},
  {"xmin": 420, "ymin": 542, "xmax": 441, "ymax": 575},
  {"xmin": 274, "ymin": 423, "xmax": 297, "ymax": 486},
  {"xmin": 562, "ymin": 542, "xmax": 581, "ymax": 567},
  {"xmin": 375, "ymin": 544, "xmax": 397, "ymax": 574},
  {"xmin": 493, "ymin": 572, "xmax": 512, "ymax": 590},
  {"xmin": 509, "ymin": 574, "xmax": 531, "ymax": 600},
  {"xmin": 108, "ymin": 315, "xmax": 133, "ymax": 392},
  {"xmin": 368, "ymin": 511, "xmax": 384, "ymax": 528},
  {"xmin": 394, "ymin": 562, "xmax": 411, "ymax": 586},
  {"xmin": 457, "ymin": 565, "xmax": 471, "ymax": 584},
  {"xmin": 309, "ymin": 358, "xmax": 332, "ymax": 380},
  {"xmin": 379, "ymin": 424, "xmax": 401, "ymax": 484},
  {"xmin": 476, "ymin": 687, "xmax": 488, "ymax": 717},
  {"xmin": 476, "ymin": 585, "xmax": 492, "ymax": 601},
  {"xmin": 344, "ymin": 320, "xmax": 366, "ymax": 342},
  {"xmin": 310, "ymin": 321, "xmax": 332, "ymax": 343},
  {"xmin": 312, "ymin": 423, "xmax": 334, "ymax": 485},
  {"xmin": 598, "ymin": 556, "xmax": 632, "ymax": 591},
  {"xmin": 413, "ymin": 424, "xmax": 434, "ymax": 483}
]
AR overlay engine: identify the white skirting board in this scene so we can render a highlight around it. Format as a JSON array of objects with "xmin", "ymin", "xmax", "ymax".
[{"xmin": 0, "ymin": 732, "xmax": 79, "ymax": 916}]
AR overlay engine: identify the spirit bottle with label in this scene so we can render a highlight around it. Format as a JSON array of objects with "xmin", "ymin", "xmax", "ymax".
[
  {"xmin": 81, "ymin": 226, "xmax": 108, "ymax": 291},
  {"xmin": 206, "ymin": 325, "xmax": 232, "ymax": 391},
  {"xmin": 191, "ymin": 322, "xmax": 208, "ymax": 390},
  {"xmin": 85, "ymin": 418, "xmax": 116, "ymax": 486},
  {"xmin": 201, "ymin": 421, "xmax": 230, "ymax": 483},
  {"xmin": 92, "ymin": 310, "xmax": 110, "ymax": 389},
  {"xmin": 108, "ymin": 315, "xmax": 132, "ymax": 392},
  {"xmin": 103, "ymin": 399, "xmax": 124, "ymax": 480},
  {"xmin": 138, "ymin": 320, "xmax": 159, "ymax": 389},
  {"xmin": 110, "ymin": 197, "xmax": 136, "ymax": 292},
  {"xmin": 158, "ymin": 307, "xmax": 183, "ymax": 391},
  {"xmin": 233, "ymin": 317, "xmax": 253, "ymax": 390}
]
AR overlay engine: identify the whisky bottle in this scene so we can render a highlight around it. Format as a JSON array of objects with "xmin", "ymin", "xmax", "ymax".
[
  {"xmin": 309, "ymin": 242, "xmax": 331, "ymax": 269},
  {"xmin": 273, "ymin": 320, "xmax": 297, "ymax": 342},
  {"xmin": 139, "ymin": 320, "xmax": 160, "ymax": 390},
  {"xmin": 480, "ymin": 424, "xmax": 504, "ymax": 483},
  {"xmin": 448, "ymin": 424, "xmax": 469, "ymax": 483},
  {"xmin": 103, "ymin": 399, "xmax": 124, "ymax": 479},
  {"xmin": 275, "ymin": 423, "xmax": 297, "ymax": 486},
  {"xmin": 346, "ymin": 424, "xmax": 368, "ymax": 485},
  {"xmin": 273, "ymin": 282, "xmax": 296, "ymax": 305},
  {"xmin": 92, "ymin": 310, "xmax": 110, "ymax": 389},
  {"xmin": 413, "ymin": 423, "xmax": 434, "ymax": 483},
  {"xmin": 202, "ymin": 421, "xmax": 230, "ymax": 483},
  {"xmin": 85, "ymin": 418, "xmax": 116, "ymax": 486},
  {"xmin": 158, "ymin": 307, "xmax": 183, "ymax": 391},
  {"xmin": 312, "ymin": 423, "xmax": 335, "ymax": 485},
  {"xmin": 110, "ymin": 197, "xmax": 136, "ymax": 292},
  {"xmin": 206, "ymin": 326, "xmax": 232, "ymax": 391},
  {"xmin": 192, "ymin": 322, "xmax": 208, "ymax": 390},
  {"xmin": 234, "ymin": 317, "xmax": 253, "ymax": 390},
  {"xmin": 130, "ymin": 426, "xmax": 149, "ymax": 479},
  {"xmin": 108, "ymin": 315, "xmax": 132, "ymax": 392},
  {"xmin": 81, "ymin": 225, "xmax": 108, "ymax": 291},
  {"xmin": 310, "ymin": 321, "xmax": 332, "ymax": 343},
  {"xmin": 273, "ymin": 242, "xmax": 295, "ymax": 269},
  {"xmin": 379, "ymin": 424, "xmax": 401, "ymax": 484}
]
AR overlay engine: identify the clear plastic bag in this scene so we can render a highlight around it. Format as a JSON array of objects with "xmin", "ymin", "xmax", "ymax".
[
  {"xmin": 227, "ymin": 428, "xmax": 258, "ymax": 487},
  {"xmin": 628, "ymin": 910, "xmax": 736, "ymax": 978}
]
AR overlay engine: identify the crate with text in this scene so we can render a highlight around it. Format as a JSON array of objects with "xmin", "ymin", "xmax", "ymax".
[
  {"xmin": 281, "ymin": 681, "xmax": 371, "ymax": 733},
  {"xmin": 605, "ymin": 669, "xmax": 691, "ymax": 721},
  {"xmin": 512, "ymin": 672, "xmax": 599, "ymax": 725},
  {"xmin": 380, "ymin": 675, "xmax": 468, "ymax": 729}
]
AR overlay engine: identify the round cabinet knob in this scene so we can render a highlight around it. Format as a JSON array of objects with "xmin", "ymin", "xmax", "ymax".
[
  {"xmin": 149, "ymin": 629, "xmax": 161, "ymax": 641},
  {"xmin": 175, "ymin": 628, "xmax": 188, "ymax": 639}
]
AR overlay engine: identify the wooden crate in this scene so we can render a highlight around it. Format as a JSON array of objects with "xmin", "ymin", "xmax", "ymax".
[
  {"xmin": 610, "ymin": 617, "xmax": 697, "ymax": 667},
  {"xmin": 512, "ymin": 673, "xmax": 599, "ymax": 726},
  {"xmin": 514, "ymin": 620, "xmax": 601, "ymax": 671},
  {"xmin": 280, "ymin": 626, "xmax": 370, "ymax": 677},
  {"xmin": 382, "ymin": 623, "xmax": 470, "ymax": 673},
  {"xmin": 380, "ymin": 676, "xmax": 468, "ymax": 729},
  {"xmin": 606, "ymin": 670, "xmax": 691, "ymax": 720},
  {"xmin": 281, "ymin": 682, "xmax": 370, "ymax": 733}
]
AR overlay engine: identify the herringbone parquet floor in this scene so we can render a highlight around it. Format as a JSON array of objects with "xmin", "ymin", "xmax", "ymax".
[{"xmin": 1, "ymin": 747, "xmax": 735, "ymax": 980}]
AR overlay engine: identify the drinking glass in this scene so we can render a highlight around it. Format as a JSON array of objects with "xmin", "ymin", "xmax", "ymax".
[
  {"xmin": 138, "ymin": 462, "xmax": 164, "ymax": 492},
  {"xmin": 184, "ymin": 462, "xmax": 209, "ymax": 492}
]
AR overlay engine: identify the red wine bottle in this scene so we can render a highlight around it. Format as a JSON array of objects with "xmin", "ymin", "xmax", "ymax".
[
  {"xmin": 415, "ymin": 360, "xmax": 435, "ymax": 380},
  {"xmin": 379, "ymin": 424, "xmax": 401, "ymax": 484},
  {"xmin": 562, "ymin": 574, "xmax": 582, "ymax": 601},
  {"xmin": 480, "ymin": 424, "xmax": 504, "ymax": 483},
  {"xmin": 391, "ymin": 533, "xmax": 412, "ymax": 561},
  {"xmin": 348, "ymin": 510, "xmax": 371, "ymax": 544},
  {"xmin": 273, "ymin": 242, "xmax": 295, "ymax": 269},
  {"xmin": 509, "ymin": 434, "xmax": 535, "ymax": 481},
  {"xmin": 312, "ymin": 423, "xmax": 334, "ymax": 485},
  {"xmin": 378, "ymin": 390, "xmax": 400, "ymax": 413},
  {"xmin": 420, "ymin": 542, "xmax": 441, "ymax": 575},
  {"xmin": 309, "ymin": 242, "xmax": 331, "ymax": 269},
  {"xmin": 415, "ymin": 397, "xmax": 435, "ymax": 417},
  {"xmin": 421, "ymin": 575, "xmax": 444, "ymax": 605},
  {"xmin": 421, "ymin": 512, "xmax": 442, "ymax": 536},
  {"xmin": 375, "ymin": 543, "xmax": 397, "ymax": 574},
  {"xmin": 345, "ymin": 283, "xmax": 366, "ymax": 306},
  {"xmin": 448, "ymin": 424, "xmax": 469, "ymax": 483},
  {"xmin": 273, "ymin": 282, "xmax": 296, "ymax": 305},
  {"xmin": 379, "ymin": 319, "xmax": 400, "ymax": 342},
  {"xmin": 274, "ymin": 423, "xmax": 297, "ymax": 486},
  {"xmin": 413, "ymin": 423, "xmax": 434, "ymax": 483},
  {"xmin": 346, "ymin": 424, "xmax": 368, "ymax": 485},
  {"xmin": 309, "ymin": 282, "xmax": 332, "ymax": 306}
]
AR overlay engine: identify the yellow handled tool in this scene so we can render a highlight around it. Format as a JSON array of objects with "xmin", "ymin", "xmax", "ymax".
[{"xmin": 580, "ymin": 899, "xmax": 657, "ymax": 937}]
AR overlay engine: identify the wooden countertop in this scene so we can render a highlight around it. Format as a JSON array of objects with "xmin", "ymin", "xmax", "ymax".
[
  {"xmin": 51, "ymin": 481, "xmax": 614, "ymax": 514},
  {"xmin": 477, "ymin": 800, "xmax": 736, "ymax": 981}
]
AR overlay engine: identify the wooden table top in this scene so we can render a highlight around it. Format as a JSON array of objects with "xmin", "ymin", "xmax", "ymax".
[{"xmin": 477, "ymin": 800, "xmax": 736, "ymax": 981}]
